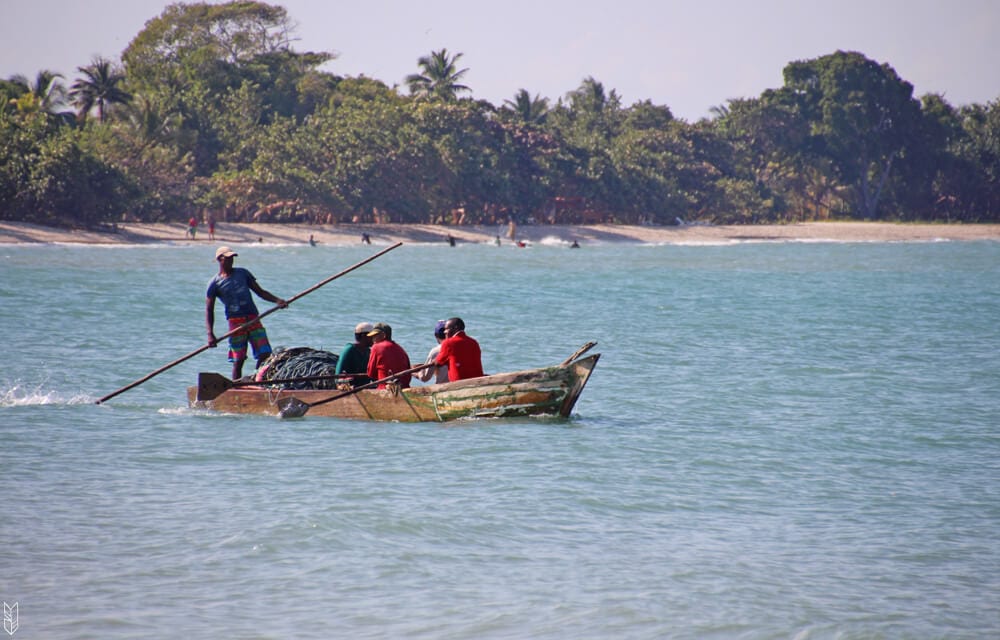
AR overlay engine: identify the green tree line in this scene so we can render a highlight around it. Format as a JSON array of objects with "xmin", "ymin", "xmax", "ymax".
[{"xmin": 2, "ymin": 1, "xmax": 998, "ymax": 228}]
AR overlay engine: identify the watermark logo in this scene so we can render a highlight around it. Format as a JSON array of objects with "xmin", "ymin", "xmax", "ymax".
[{"xmin": 2, "ymin": 602, "xmax": 16, "ymax": 636}]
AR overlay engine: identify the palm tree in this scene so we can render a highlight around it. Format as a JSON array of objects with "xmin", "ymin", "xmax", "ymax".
[
  {"xmin": 709, "ymin": 103, "xmax": 731, "ymax": 120},
  {"xmin": 504, "ymin": 89, "xmax": 549, "ymax": 125},
  {"xmin": 121, "ymin": 95, "xmax": 183, "ymax": 150},
  {"xmin": 567, "ymin": 76, "xmax": 619, "ymax": 114},
  {"xmin": 5, "ymin": 70, "xmax": 73, "ymax": 121},
  {"xmin": 70, "ymin": 57, "xmax": 131, "ymax": 123},
  {"xmin": 10, "ymin": 70, "xmax": 68, "ymax": 112},
  {"xmin": 405, "ymin": 48, "xmax": 471, "ymax": 101}
]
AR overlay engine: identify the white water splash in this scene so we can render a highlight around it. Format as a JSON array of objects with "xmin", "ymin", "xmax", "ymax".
[
  {"xmin": 156, "ymin": 406, "xmax": 200, "ymax": 416},
  {"xmin": 537, "ymin": 235, "xmax": 573, "ymax": 246},
  {"xmin": 0, "ymin": 381, "xmax": 91, "ymax": 407}
]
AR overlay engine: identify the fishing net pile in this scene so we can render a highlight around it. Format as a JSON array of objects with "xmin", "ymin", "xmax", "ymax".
[{"xmin": 257, "ymin": 347, "xmax": 341, "ymax": 390}]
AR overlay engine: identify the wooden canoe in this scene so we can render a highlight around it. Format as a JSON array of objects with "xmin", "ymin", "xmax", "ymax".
[{"xmin": 187, "ymin": 352, "xmax": 600, "ymax": 422}]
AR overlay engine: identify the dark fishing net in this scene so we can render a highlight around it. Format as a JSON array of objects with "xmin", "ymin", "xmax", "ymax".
[{"xmin": 257, "ymin": 347, "xmax": 341, "ymax": 390}]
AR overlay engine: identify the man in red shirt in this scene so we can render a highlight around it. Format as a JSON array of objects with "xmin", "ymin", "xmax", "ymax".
[
  {"xmin": 366, "ymin": 322, "xmax": 412, "ymax": 388},
  {"xmin": 436, "ymin": 317, "xmax": 484, "ymax": 381}
]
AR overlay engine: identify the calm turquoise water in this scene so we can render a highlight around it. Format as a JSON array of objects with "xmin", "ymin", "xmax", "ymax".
[{"xmin": 2, "ymin": 237, "xmax": 999, "ymax": 638}]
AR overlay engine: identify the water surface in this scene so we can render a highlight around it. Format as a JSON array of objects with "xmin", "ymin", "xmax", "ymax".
[{"xmin": 3, "ymin": 238, "xmax": 999, "ymax": 638}]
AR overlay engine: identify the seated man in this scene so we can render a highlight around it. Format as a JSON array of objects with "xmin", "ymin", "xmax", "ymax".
[
  {"xmin": 417, "ymin": 320, "xmax": 450, "ymax": 384},
  {"xmin": 366, "ymin": 322, "xmax": 413, "ymax": 388},
  {"xmin": 436, "ymin": 317, "xmax": 484, "ymax": 381},
  {"xmin": 335, "ymin": 322, "xmax": 374, "ymax": 387}
]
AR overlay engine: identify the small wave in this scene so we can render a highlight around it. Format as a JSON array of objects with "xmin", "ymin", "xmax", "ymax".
[
  {"xmin": 0, "ymin": 382, "xmax": 92, "ymax": 406},
  {"xmin": 49, "ymin": 241, "xmax": 191, "ymax": 249},
  {"xmin": 645, "ymin": 236, "xmax": 949, "ymax": 247},
  {"xmin": 157, "ymin": 406, "xmax": 202, "ymax": 415},
  {"xmin": 537, "ymin": 235, "xmax": 573, "ymax": 246},
  {"xmin": 647, "ymin": 239, "xmax": 742, "ymax": 246}
]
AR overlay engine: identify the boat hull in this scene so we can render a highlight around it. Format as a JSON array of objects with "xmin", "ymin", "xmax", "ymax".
[{"xmin": 187, "ymin": 354, "xmax": 599, "ymax": 422}]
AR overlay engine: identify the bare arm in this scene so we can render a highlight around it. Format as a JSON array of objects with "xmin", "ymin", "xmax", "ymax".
[
  {"xmin": 205, "ymin": 296, "xmax": 217, "ymax": 347},
  {"xmin": 417, "ymin": 348, "xmax": 439, "ymax": 382},
  {"xmin": 249, "ymin": 280, "xmax": 287, "ymax": 308},
  {"xmin": 417, "ymin": 359, "xmax": 435, "ymax": 381}
]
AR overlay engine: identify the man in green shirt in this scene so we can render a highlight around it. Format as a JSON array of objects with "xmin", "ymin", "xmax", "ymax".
[{"xmin": 335, "ymin": 322, "xmax": 374, "ymax": 387}]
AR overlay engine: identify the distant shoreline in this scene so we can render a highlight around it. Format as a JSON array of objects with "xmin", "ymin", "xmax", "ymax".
[{"xmin": 2, "ymin": 220, "xmax": 999, "ymax": 246}]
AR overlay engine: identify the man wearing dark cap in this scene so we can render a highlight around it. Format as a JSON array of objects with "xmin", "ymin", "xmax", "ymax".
[
  {"xmin": 366, "ymin": 322, "xmax": 413, "ymax": 389},
  {"xmin": 436, "ymin": 317, "xmax": 484, "ymax": 381},
  {"xmin": 206, "ymin": 246, "xmax": 287, "ymax": 379},
  {"xmin": 416, "ymin": 320, "xmax": 449, "ymax": 384},
  {"xmin": 335, "ymin": 322, "xmax": 374, "ymax": 388}
]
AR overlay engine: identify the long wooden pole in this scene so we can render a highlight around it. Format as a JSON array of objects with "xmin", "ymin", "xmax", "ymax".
[
  {"xmin": 278, "ymin": 363, "xmax": 433, "ymax": 418},
  {"xmin": 95, "ymin": 242, "xmax": 403, "ymax": 404}
]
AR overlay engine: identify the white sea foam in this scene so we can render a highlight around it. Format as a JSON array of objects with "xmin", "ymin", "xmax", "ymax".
[
  {"xmin": 537, "ymin": 235, "xmax": 572, "ymax": 246},
  {"xmin": 0, "ymin": 381, "xmax": 91, "ymax": 406},
  {"xmin": 156, "ymin": 406, "xmax": 197, "ymax": 415}
]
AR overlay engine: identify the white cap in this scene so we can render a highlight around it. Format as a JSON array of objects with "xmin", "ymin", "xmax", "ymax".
[{"xmin": 215, "ymin": 246, "xmax": 237, "ymax": 260}]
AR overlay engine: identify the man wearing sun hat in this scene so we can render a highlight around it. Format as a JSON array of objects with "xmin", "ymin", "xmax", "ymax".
[
  {"xmin": 365, "ymin": 322, "xmax": 413, "ymax": 389},
  {"xmin": 206, "ymin": 246, "xmax": 287, "ymax": 380},
  {"xmin": 335, "ymin": 321, "xmax": 375, "ymax": 388}
]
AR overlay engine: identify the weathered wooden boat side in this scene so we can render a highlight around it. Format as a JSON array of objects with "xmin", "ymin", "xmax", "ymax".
[{"xmin": 187, "ymin": 353, "xmax": 599, "ymax": 422}]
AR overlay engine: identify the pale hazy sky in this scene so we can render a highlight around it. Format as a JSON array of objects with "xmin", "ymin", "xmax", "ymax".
[{"xmin": 2, "ymin": 0, "xmax": 998, "ymax": 121}]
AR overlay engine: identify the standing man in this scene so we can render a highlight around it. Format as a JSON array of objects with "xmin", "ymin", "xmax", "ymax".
[
  {"xmin": 336, "ymin": 322, "xmax": 374, "ymax": 388},
  {"xmin": 436, "ymin": 317, "xmax": 484, "ymax": 381},
  {"xmin": 206, "ymin": 246, "xmax": 287, "ymax": 380},
  {"xmin": 366, "ymin": 322, "xmax": 412, "ymax": 389}
]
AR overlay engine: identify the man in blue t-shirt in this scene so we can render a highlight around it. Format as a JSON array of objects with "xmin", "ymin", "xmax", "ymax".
[{"xmin": 206, "ymin": 246, "xmax": 287, "ymax": 379}]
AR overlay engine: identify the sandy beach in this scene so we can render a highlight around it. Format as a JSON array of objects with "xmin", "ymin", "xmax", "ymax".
[{"xmin": 2, "ymin": 220, "xmax": 999, "ymax": 246}]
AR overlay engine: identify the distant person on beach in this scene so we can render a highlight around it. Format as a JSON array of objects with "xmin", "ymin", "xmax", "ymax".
[
  {"xmin": 366, "ymin": 322, "xmax": 412, "ymax": 388},
  {"xmin": 508, "ymin": 219, "xmax": 517, "ymax": 242},
  {"xmin": 448, "ymin": 234, "xmax": 456, "ymax": 247},
  {"xmin": 362, "ymin": 232, "xmax": 372, "ymax": 245},
  {"xmin": 417, "ymin": 320, "xmax": 449, "ymax": 384},
  {"xmin": 335, "ymin": 322, "xmax": 374, "ymax": 388},
  {"xmin": 309, "ymin": 234, "xmax": 317, "ymax": 246},
  {"xmin": 187, "ymin": 216, "xmax": 198, "ymax": 239},
  {"xmin": 570, "ymin": 240, "xmax": 580, "ymax": 248},
  {"xmin": 207, "ymin": 215, "xmax": 216, "ymax": 240},
  {"xmin": 206, "ymin": 246, "xmax": 287, "ymax": 380},
  {"xmin": 495, "ymin": 235, "xmax": 501, "ymax": 246},
  {"xmin": 436, "ymin": 317, "xmax": 484, "ymax": 381}
]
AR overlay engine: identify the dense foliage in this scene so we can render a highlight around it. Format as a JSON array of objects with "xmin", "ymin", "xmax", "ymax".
[{"xmin": 2, "ymin": 1, "xmax": 998, "ymax": 227}]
